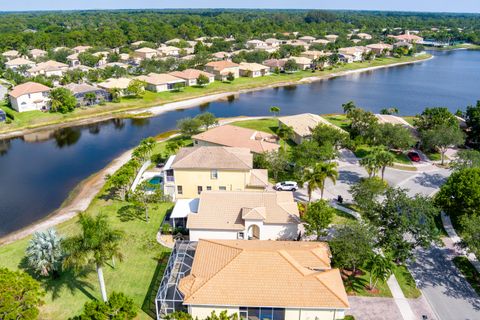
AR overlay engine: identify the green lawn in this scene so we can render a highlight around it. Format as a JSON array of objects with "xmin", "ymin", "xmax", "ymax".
[
  {"xmin": 0, "ymin": 138, "xmax": 182, "ymax": 319},
  {"xmin": 322, "ymin": 114, "xmax": 351, "ymax": 131},
  {"xmin": 0, "ymin": 54, "xmax": 431, "ymax": 135},
  {"xmin": 401, "ymin": 116, "xmax": 416, "ymax": 126},
  {"xmin": 230, "ymin": 118, "xmax": 278, "ymax": 135},
  {"xmin": 452, "ymin": 256, "xmax": 480, "ymax": 296},
  {"xmin": 332, "ymin": 208, "xmax": 357, "ymax": 225},
  {"xmin": 393, "ymin": 265, "xmax": 421, "ymax": 299}
]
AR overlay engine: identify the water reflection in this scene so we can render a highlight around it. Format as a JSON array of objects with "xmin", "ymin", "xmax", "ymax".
[
  {"xmin": 112, "ymin": 118, "xmax": 125, "ymax": 130},
  {"xmin": 199, "ymin": 102, "xmax": 210, "ymax": 111},
  {"xmin": 88, "ymin": 124, "xmax": 101, "ymax": 135},
  {"xmin": 53, "ymin": 128, "xmax": 82, "ymax": 148},
  {"xmin": 131, "ymin": 117, "xmax": 151, "ymax": 127},
  {"xmin": 0, "ymin": 139, "xmax": 10, "ymax": 156}
]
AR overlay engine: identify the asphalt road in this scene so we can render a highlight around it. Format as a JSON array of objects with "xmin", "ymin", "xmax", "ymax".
[{"xmin": 409, "ymin": 244, "xmax": 480, "ymax": 320}]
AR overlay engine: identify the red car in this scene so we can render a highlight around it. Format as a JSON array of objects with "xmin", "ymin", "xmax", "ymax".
[{"xmin": 408, "ymin": 151, "xmax": 421, "ymax": 162}]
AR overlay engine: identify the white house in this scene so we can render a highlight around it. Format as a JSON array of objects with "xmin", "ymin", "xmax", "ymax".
[
  {"xmin": 29, "ymin": 49, "xmax": 47, "ymax": 60},
  {"xmin": 185, "ymin": 190, "xmax": 301, "ymax": 241},
  {"xmin": 157, "ymin": 45, "xmax": 180, "ymax": 57},
  {"xmin": 27, "ymin": 60, "xmax": 69, "ymax": 77},
  {"xmin": 5, "ymin": 58, "xmax": 36, "ymax": 71},
  {"xmin": 9, "ymin": 82, "xmax": 51, "ymax": 112},
  {"xmin": 169, "ymin": 69, "xmax": 215, "ymax": 86},
  {"xmin": 136, "ymin": 73, "xmax": 186, "ymax": 92}
]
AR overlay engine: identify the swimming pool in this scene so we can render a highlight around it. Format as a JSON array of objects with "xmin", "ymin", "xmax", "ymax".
[{"xmin": 149, "ymin": 176, "xmax": 163, "ymax": 185}]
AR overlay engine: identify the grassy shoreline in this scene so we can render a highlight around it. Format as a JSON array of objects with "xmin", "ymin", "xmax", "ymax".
[{"xmin": 0, "ymin": 54, "xmax": 431, "ymax": 138}]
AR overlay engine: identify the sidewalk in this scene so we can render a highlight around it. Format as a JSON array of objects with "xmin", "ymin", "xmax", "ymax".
[
  {"xmin": 442, "ymin": 212, "xmax": 480, "ymax": 273},
  {"xmin": 387, "ymin": 275, "xmax": 416, "ymax": 320}
]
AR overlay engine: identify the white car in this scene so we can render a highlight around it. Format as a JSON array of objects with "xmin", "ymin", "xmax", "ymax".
[{"xmin": 275, "ymin": 181, "xmax": 298, "ymax": 191}]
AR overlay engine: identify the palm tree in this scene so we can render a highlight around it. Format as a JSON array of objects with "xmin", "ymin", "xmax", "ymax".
[
  {"xmin": 84, "ymin": 92, "xmax": 97, "ymax": 106},
  {"xmin": 62, "ymin": 213, "xmax": 124, "ymax": 302},
  {"xmin": 342, "ymin": 101, "xmax": 356, "ymax": 114},
  {"xmin": 375, "ymin": 148, "xmax": 395, "ymax": 180},
  {"xmin": 365, "ymin": 254, "xmax": 395, "ymax": 290},
  {"xmin": 302, "ymin": 162, "xmax": 339, "ymax": 201},
  {"xmin": 269, "ymin": 106, "xmax": 281, "ymax": 118},
  {"xmin": 25, "ymin": 228, "xmax": 63, "ymax": 277},
  {"xmin": 276, "ymin": 125, "xmax": 293, "ymax": 152}
]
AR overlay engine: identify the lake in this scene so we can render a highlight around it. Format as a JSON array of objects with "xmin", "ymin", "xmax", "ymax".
[{"xmin": 0, "ymin": 50, "xmax": 479, "ymax": 236}]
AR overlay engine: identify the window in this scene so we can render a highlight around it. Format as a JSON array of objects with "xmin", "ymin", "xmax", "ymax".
[
  {"xmin": 211, "ymin": 169, "xmax": 218, "ymax": 179},
  {"xmin": 238, "ymin": 307, "xmax": 284, "ymax": 320},
  {"xmin": 206, "ymin": 186, "xmax": 212, "ymax": 191},
  {"xmin": 197, "ymin": 186, "xmax": 203, "ymax": 195},
  {"xmin": 177, "ymin": 185, "xmax": 183, "ymax": 195},
  {"xmin": 219, "ymin": 186, "xmax": 227, "ymax": 191},
  {"xmin": 237, "ymin": 232, "xmax": 244, "ymax": 240}
]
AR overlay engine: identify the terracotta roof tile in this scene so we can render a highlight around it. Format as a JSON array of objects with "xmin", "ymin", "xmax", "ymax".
[
  {"xmin": 187, "ymin": 190, "xmax": 300, "ymax": 230},
  {"xmin": 179, "ymin": 239, "xmax": 349, "ymax": 309},
  {"xmin": 172, "ymin": 146, "xmax": 252, "ymax": 170},
  {"xmin": 9, "ymin": 82, "xmax": 50, "ymax": 98},
  {"xmin": 192, "ymin": 125, "xmax": 279, "ymax": 154}
]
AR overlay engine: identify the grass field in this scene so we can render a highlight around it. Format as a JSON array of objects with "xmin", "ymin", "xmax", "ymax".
[
  {"xmin": 322, "ymin": 114, "xmax": 351, "ymax": 130},
  {"xmin": 0, "ymin": 54, "xmax": 431, "ymax": 135},
  {"xmin": 393, "ymin": 265, "xmax": 421, "ymax": 298},
  {"xmin": 0, "ymin": 137, "xmax": 180, "ymax": 319},
  {"xmin": 332, "ymin": 208, "xmax": 357, "ymax": 225}
]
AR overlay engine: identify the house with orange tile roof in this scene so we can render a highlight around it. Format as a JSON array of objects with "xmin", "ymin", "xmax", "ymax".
[
  {"xmin": 389, "ymin": 33, "xmax": 423, "ymax": 43},
  {"xmin": 204, "ymin": 61, "xmax": 240, "ymax": 81},
  {"xmin": 155, "ymin": 239, "xmax": 349, "ymax": 319},
  {"xmin": 186, "ymin": 190, "xmax": 300, "ymax": 241},
  {"xmin": 169, "ymin": 69, "xmax": 215, "ymax": 86},
  {"xmin": 163, "ymin": 146, "xmax": 268, "ymax": 200},
  {"xmin": 8, "ymin": 82, "xmax": 51, "ymax": 112},
  {"xmin": 192, "ymin": 124, "xmax": 280, "ymax": 154},
  {"xmin": 5, "ymin": 58, "xmax": 36, "ymax": 72}
]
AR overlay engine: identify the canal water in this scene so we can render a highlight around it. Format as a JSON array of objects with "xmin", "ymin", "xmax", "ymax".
[{"xmin": 0, "ymin": 50, "xmax": 479, "ymax": 236}]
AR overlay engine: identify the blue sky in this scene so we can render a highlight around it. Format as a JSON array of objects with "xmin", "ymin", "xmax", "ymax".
[{"xmin": 1, "ymin": 0, "xmax": 480, "ymax": 13}]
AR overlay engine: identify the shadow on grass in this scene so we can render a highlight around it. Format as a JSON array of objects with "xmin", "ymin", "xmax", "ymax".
[
  {"xmin": 141, "ymin": 252, "xmax": 171, "ymax": 318},
  {"xmin": 19, "ymin": 257, "xmax": 96, "ymax": 301},
  {"xmin": 117, "ymin": 204, "xmax": 145, "ymax": 222}
]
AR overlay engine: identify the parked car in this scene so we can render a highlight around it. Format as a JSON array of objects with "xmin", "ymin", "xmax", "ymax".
[
  {"xmin": 408, "ymin": 151, "xmax": 421, "ymax": 162},
  {"xmin": 274, "ymin": 181, "xmax": 298, "ymax": 191}
]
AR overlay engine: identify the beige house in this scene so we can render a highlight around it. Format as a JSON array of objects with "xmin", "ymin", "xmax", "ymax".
[
  {"xmin": 239, "ymin": 62, "xmax": 270, "ymax": 77},
  {"xmin": 136, "ymin": 73, "xmax": 185, "ymax": 92},
  {"xmin": 185, "ymin": 190, "xmax": 300, "ymax": 241},
  {"xmin": 265, "ymin": 38, "xmax": 282, "ymax": 47},
  {"xmin": 9, "ymin": 82, "xmax": 50, "ymax": 112},
  {"xmin": 211, "ymin": 51, "xmax": 231, "ymax": 60},
  {"xmin": 299, "ymin": 35, "xmax": 316, "ymax": 43},
  {"xmin": 312, "ymin": 39, "xmax": 330, "ymax": 46},
  {"xmin": 2, "ymin": 50, "xmax": 19, "ymax": 60},
  {"xmin": 67, "ymin": 53, "xmax": 80, "ymax": 67},
  {"xmin": 157, "ymin": 45, "xmax": 180, "ymax": 57},
  {"xmin": 192, "ymin": 124, "xmax": 280, "ymax": 154},
  {"xmin": 205, "ymin": 61, "xmax": 240, "ymax": 81},
  {"xmin": 29, "ymin": 49, "xmax": 47, "ymax": 60},
  {"xmin": 279, "ymin": 113, "xmax": 343, "ymax": 144},
  {"xmin": 263, "ymin": 59, "xmax": 286, "ymax": 72},
  {"xmin": 300, "ymin": 50, "xmax": 325, "ymax": 60},
  {"xmin": 169, "ymin": 69, "xmax": 215, "ymax": 86},
  {"xmin": 325, "ymin": 34, "xmax": 339, "ymax": 42},
  {"xmin": 72, "ymin": 45, "xmax": 92, "ymax": 54},
  {"xmin": 284, "ymin": 56, "xmax": 312, "ymax": 70},
  {"xmin": 173, "ymin": 240, "xmax": 349, "ymax": 319},
  {"xmin": 134, "ymin": 47, "xmax": 158, "ymax": 60},
  {"xmin": 27, "ymin": 60, "xmax": 69, "ymax": 77},
  {"xmin": 338, "ymin": 46, "xmax": 370, "ymax": 62},
  {"xmin": 357, "ymin": 33, "xmax": 373, "ymax": 40},
  {"xmin": 97, "ymin": 77, "xmax": 132, "ymax": 92},
  {"xmin": 163, "ymin": 146, "xmax": 268, "ymax": 199},
  {"xmin": 5, "ymin": 58, "xmax": 36, "ymax": 71},
  {"xmin": 366, "ymin": 43, "xmax": 394, "ymax": 56},
  {"xmin": 246, "ymin": 39, "xmax": 268, "ymax": 49}
]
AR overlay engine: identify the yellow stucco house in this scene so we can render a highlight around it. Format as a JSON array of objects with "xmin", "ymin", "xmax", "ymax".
[{"xmin": 163, "ymin": 146, "xmax": 268, "ymax": 200}]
